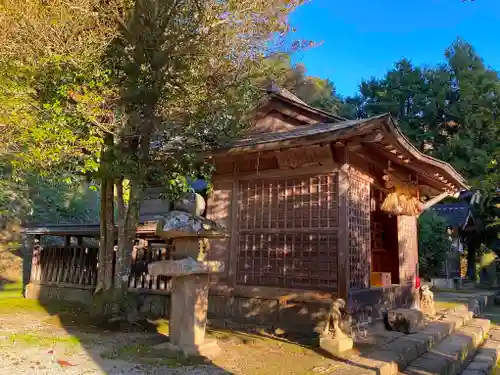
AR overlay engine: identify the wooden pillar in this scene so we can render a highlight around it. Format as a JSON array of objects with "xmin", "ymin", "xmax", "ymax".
[
  {"xmin": 397, "ymin": 215, "xmax": 418, "ymax": 285},
  {"xmin": 337, "ymin": 145, "xmax": 350, "ymax": 300},
  {"xmin": 205, "ymin": 180, "xmax": 234, "ymax": 287},
  {"xmin": 27, "ymin": 234, "xmax": 37, "ymax": 284}
]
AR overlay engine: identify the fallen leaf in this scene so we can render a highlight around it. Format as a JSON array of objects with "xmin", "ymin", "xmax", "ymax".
[{"xmin": 57, "ymin": 359, "xmax": 75, "ymax": 367}]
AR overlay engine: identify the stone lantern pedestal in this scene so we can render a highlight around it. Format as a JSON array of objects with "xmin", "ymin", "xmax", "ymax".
[{"xmin": 148, "ymin": 193, "xmax": 227, "ymax": 357}]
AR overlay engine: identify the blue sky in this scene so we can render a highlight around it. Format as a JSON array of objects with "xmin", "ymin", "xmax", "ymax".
[{"xmin": 289, "ymin": 0, "xmax": 500, "ymax": 97}]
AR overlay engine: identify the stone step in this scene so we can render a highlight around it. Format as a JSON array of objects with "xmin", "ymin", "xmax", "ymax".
[
  {"xmin": 331, "ymin": 306, "xmax": 476, "ymax": 375},
  {"xmin": 402, "ymin": 318, "xmax": 490, "ymax": 375},
  {"xmin": 459, "ymin": 326, "xmax": 500, "ymax": 375}
]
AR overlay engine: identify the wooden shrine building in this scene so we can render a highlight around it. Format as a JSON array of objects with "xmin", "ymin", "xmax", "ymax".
[
  {"xmin": 24, "ymin": 87, "xmax": 468, "ymax": 333},
  {"xmin": 203, "ymin": 87, "xmax": 468, "ymax": 328}
]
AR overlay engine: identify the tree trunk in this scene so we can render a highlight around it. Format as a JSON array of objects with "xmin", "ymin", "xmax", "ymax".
[
  {"xmin": 92, "ymin": 135, "xmax": 116, "ymax": 317},
  {"xmin": 466, "ymin": 232, "xmax": 479, "ymax": 282},
  {"xmin": 104, "ymin": 177, "xmax": 115, "ymax": 290},
  {"xmin": 467, "ymin": 246, "xmax": 476, "ymax": 281},
  {"xmin": 115, "ymin": 177, "xmax": 141, "ymax": 291},
  {"xmin": 97, "ymin": 178, "xmax": 107, "ymax": 292}
]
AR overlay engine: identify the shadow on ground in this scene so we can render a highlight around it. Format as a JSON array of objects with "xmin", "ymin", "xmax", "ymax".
[{"xmin": 0, "ymin": 284, "xmax": 233, "ymax": 374}]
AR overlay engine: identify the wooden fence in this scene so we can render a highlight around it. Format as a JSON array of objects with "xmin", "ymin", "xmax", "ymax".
[
  {"xmin": 31, "ymin": 244, "xmax": 99, "ymax": 287},
  {"xmin": 128, "ymin": 240, "xmax": 174, "ymax": 292},
  {"xmin": 29, "ymin": 232, "xmax": 174, "ymax": 293}
]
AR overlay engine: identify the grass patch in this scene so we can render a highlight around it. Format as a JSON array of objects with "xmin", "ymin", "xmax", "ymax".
[
  {"xmin": 432, "ymin": 288, "xmax": 476, "ymax": 294},
  {"xmin": 7, "ymin": 333, "xmax": 80, "ymax": 347},
  {"xmin": 0, "ymin": 332, "xmax": 82, "ymax": 355},
  {"xmin": 493, "ymin": 360, "xmax": 500, "ymax": 375},
  {"xmin": 0, "ymin": 294, "xmax": 48, "ymax": 313},
  {"xmin": 102, "ymin": 343, "xmax": 204, "ymax": 367},
  {"xmin": 434, "ymin": 300, "xmax": 465, "ymax": 311}
]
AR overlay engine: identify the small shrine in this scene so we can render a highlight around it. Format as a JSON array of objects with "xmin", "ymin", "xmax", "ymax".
[{"xmin": 148, "ymin": 192, "xmax": 227, "ymax": 357}]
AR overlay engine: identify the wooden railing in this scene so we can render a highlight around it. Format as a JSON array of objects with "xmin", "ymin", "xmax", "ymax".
[
  {"xmin": 128, "ymin": 239, "xmax": 173, "ymax": 292},
  {"xmin": 31, "ymin": 244, "xmax": 99, "ymax": 288},
  {"xmin": 27, "ymin": 225, "xmax": 175, "ymax": 294}
]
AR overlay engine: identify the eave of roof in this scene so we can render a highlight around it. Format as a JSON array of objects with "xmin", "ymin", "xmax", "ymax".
[
  {"xmin": 212, "ymin": 113, "xmax": 469, "ymax": 191},
  {"xmin": 382, "ymin": 116, "xmax": 469, "ymax": 190},
  {"xmin": 217, "ymin": 114, "xmax": 386, "ymax": 152},
  {"xmin": 431, "ymin": 203, "xmax": 473, "ymax": 229}
]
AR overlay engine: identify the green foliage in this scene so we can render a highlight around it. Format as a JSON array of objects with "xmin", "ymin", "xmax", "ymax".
[
  {"xmin": 347, "ymin": 39, "xmax": 500, "ymax": 250},
  {"xmin": 260, "ymin": 54, "xmax": 353, "ymax": 116},
  {"xmin": 348, "ymin": 39, "xmax": 500, "ymax": 182},
  {"xmin": 418, "ymin": 211, "xmax": 451, "ymax": 278}
]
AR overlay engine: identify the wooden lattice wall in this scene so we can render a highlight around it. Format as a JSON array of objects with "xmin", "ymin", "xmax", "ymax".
[
  {"xmin": 236, "ymin": 173, "xmax": 339, "ymax": 290},
  {"xmin": 348, "ymin": 168, "xmax": 371, "ymax": 289}
]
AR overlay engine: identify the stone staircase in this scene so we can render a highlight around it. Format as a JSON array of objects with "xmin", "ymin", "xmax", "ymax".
[
  {"xmin": 458, "ymin": 324, "xmax": 500, "ymax": 375},
  {"xmin": 328, "ymin": 305, "xmax": 493, "ymax": 375}
]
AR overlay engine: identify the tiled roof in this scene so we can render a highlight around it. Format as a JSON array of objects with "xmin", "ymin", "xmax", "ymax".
[
  {"xmin": 267, "ymin": 83, "xmax": 309, "ymax": 106},
  {"xmin": 223, "ymin": 115, "xmax": 384, "ymax": 150},
  {"xmin": 431, "ymin": 203, "xmax": 472, "ymax": 228}
]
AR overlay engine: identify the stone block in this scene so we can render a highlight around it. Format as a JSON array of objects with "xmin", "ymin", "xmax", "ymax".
[
  {"xmin": 208, "ymin": 295, "xmax": 231, "ymax": 318},
  {"xmin": 387, "ymin": 309, "xmax": 425, "ymax": 334},
  {"xmin": 279, "ymin": 300, "xmax": 329, "ymax": 332},
  {"xmin": 368, "ymin": 349, "xmax": 413, "ymax": 372},
  {"xmin": 233, "ymin": 297, "xmax": 279, "ymax": 325},
  {"xmin": 351, "ymin": 354, "xmax": 398, "ymax": 375},
  {"xmin": 170, "ymin": 274, "xmax": 209, "ymax": 350},
  {"xmin": 461, "ymin": 326, "xmax": 485, "ymax": 347},
  {"xmin": 430, "ymin": 334, "xmax": 471, "ymax": 368},
  {"xmin": 382, "ymin": 339, "xmax": 419, "ymax": 365},
  {"xmin": 319, "ymin": 336, "xmax": 353, "ymax": 356},
  {"xmin": 467, "ymin": 318, "xmax": 491, "ymax": 337},
  {"xmin": 400, "ymin": 334, "xmax": 433, "ymax": 356},
  {"xmin": 404, "ymin": 352, "xmax": 452, "ymax": 375},
  {"xmin": 441, "ymin": 313, "xmax": 468, "ymax": 329},
  {"xmin": 460, "ymin": 370, "xmax": 486, "ymax": 375},
  {"xmin": 420, "ymin": 321, "xmax": 453, "ymax": 343},
  {"xmin": 467, "ymin": 360, "xmax": 494, "ymax": 373},
  {"xmin": 476, "ymin": 340, "xmax": 500, "ymax": 362}
]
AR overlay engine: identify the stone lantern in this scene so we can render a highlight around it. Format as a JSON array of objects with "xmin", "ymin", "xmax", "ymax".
[{"xmin": 148, "ymin": 192, "xmax": 227, "ymax": 357}]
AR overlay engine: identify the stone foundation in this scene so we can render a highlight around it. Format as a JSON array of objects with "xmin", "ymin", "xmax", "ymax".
[
  {"xmin": 25, "ymin": 283, "xmax": 416, "ymax": 335},
  {"xmin": 349, "ymin": 283, "xmax": 416, "ymax": 323}
]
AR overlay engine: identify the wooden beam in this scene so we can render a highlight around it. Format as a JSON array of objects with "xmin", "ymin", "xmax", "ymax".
[
  {"xmin": 361, "ymin": 132, "xmax": 385, "ymax": 143},
  {"xmin": 366, "ymin": 144, "xmax": 453, "ymax": 193},
  {"xmin": 418, "ymin": 191, "xmax": 451, "ymax": 214}
]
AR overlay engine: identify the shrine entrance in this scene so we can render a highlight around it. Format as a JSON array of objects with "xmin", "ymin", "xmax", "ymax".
[{"xmin": 370, "ymin": 188, "xmax": 400, "ymax": 285}]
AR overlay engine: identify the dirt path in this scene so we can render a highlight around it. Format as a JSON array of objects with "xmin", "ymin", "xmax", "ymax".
[{"xmin": 0, "ymin": 292, "xmax": 334, "ymax": 375}]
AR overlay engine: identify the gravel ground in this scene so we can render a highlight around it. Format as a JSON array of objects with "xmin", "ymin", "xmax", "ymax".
[
  {"xmin": 0, "ymin": 313, "xmax": 231, "ymax": 375},
  {"xmin": 0, "ymin": 342, "xmax": 232, "ymax": 375}
]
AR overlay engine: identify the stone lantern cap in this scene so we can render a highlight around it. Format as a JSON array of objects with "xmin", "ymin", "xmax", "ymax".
[{"xmin": 155, "ymin": 210, "xmax": 228, "ymax": 239}]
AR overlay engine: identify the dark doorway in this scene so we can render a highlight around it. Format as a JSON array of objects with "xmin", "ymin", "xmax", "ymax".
[{"xmin": 370, "ymin": 188, "xmax": 399, "ymax": 284}]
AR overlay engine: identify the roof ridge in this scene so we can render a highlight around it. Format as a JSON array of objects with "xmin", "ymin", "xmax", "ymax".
[{"xmin": 266, "ymin": 82, "xmax": 346, "ymax": 121}]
